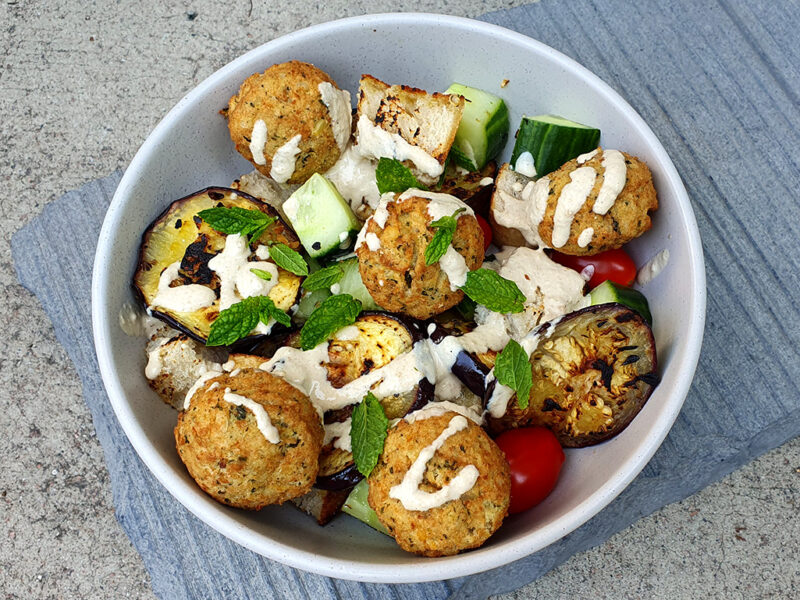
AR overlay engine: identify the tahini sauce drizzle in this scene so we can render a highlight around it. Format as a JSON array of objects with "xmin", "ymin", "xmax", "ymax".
[
  {"xmin": 222, "ymin": 388, "xmax": 280, "ymax": 443},
  {"xmin": 389, "ymin": 414, "xmax": 479, "ymax": 511}
]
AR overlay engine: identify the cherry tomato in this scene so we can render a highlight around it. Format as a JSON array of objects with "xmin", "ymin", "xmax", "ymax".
[
  {"xmin": 495, "ymin": 427, "xmax": 565, "ymax": 514},
  {"xmin": 476, "ymin": 214, "xmax": 492, "ymax": 253},
  {"xmin": 550, "ymin": 248, "xmax": 637, "ymax": 289}
]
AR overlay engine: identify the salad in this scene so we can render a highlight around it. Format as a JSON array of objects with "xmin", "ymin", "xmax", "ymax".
[{"xmin": 128, "ymin": 60, "xmax": 663, "ymax": 557}]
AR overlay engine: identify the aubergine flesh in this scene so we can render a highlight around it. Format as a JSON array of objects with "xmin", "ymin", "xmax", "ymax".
[
  {"xmin": 312, "ymin": 312, "xmax": 433, "ymax": 490},
  {"xmin": 437, "ymin": 160, "xmax": 497, "ymax": 217},
  {"xmin": 488, "ymin": 303, "xmax": 659, "ymax": 447},
  {"xmin": 133, "ymin": 187, "xmax": 302, "ymax": 343}
]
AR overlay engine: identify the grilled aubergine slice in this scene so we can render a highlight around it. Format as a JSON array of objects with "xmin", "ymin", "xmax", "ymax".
[
  {"xmin": 438, "ymin": 160, "xmax": 498, "ymax": 217},
  {"xmin": 133, "ymin": 188, "xmax": 302, "ymax": 343},
  {"xmin": 312, "ymin": 312, "xmax": 433, "ymax": 491},
  {"xmin": 488, "ymin": 303, "xmax": 659, "ymax": 447}
]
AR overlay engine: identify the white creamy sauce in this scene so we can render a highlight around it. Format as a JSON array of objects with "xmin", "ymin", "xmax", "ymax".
[
  {"xmin": 317, "ymin": 82, "xmax": 352, "ymax": 152},
  {"xmin": 388, "ymin": 415, "xmax": 479, "ymax": 511},
  {"xmin": 269, "ymin": 134, "xmax": 302, "ymax": 183},
  {"xmin": 150, "ymin": 261, "xmax": 216, "ymax": 313},
  {"xmin": 229, "ymin": 368, "xmax": 241, "ymax": 378},
  {"xmin": 144, "ymin": 338, "xmax": 169, "ymax": 379},
  {"xmin": 486, "ymin": 378, "xmax": 515, "ymax": 419},
  {"xmin": 339, "ymin": 231, "xmax": 349, "ymax": 243},
  {"xmin": 551, "ymin": 167, "xmax": 597, "ymax": 248},
  {"xmin": 479, "ymin": 177, "xmax": 494, "ymax": 187},
  {"xmin": 514, "ymin": 151, "xmax": 537, "ymax": 178},
  {"xmin": 222, "ymin": 359, "xmax": 236, "ymax": 372},
  {"xmin": 207, "ymin": 382, "xmax": 219, "ymax": 392},
  {"xmin": 323, "ymin": 418, "xmax": 352, "ymax": 452},
  {"xmin": 325, "ymin": 145, "xmax": 381, "ymax": 212},
  {"xmin": 404, "ymin": 188, "xmax": 474, "ymax": 221},
  {"xmin": 439, "ymin": 246, "xmax": 468, "ymax": 290},
  {"xmin": 636, "ymin": 249, "xmax": 670, "ymax": 286},
  {"xmin": 365, "ymin": 232, "xmax": 381, "ymax": 251},
  {"xmin": 495, "ymin": 247, "xmax": 586, "ymax": 323},
  {"xmin": 576, "ymin": 148, "xmax": 599, "ymax": 164},
  {"xmin": 249, "ymin": 119, "xmax": 268, "ymax": 166},
  {"xmin": 355, "ymin": 115, "xmax": 444, "ymax": 178},
  {"xmin": 261, "ymin": 343, "xmax": 427, "ymax": 413},
  {"xmin": 223, "ymin": 388, "xmax": 280, "ymax": 444},
  {"xmin": 208, "ymin": 234, "xmax": 278, "ymax": 313},
  {"xmin": 254, "ymin": 244, "xmax": 270, "ymax": 260},
  {"xmin": 183, "ymin": 367, "xmax": 224, "ymax": 410},
  {"xmin": 119, "ymin": 303, "xmax": 164, "ymax": 338},
  {"xmin": 593, "ymin": 150, "xmax": 627, "ymax": 215},
  {"xmin": 493, "ymin": 176, "xmax": 550, "ymax": 248},
  {"xmin": 579, "ymin": 264, "xmax": 596, "ymax": 282},
  {"xmin": 404, "ymin": 401, "xmax": 483, "ymax": 425},
  {"xmin": 577, "ymin": 227, "xmax": 595, "ymax": 248}
]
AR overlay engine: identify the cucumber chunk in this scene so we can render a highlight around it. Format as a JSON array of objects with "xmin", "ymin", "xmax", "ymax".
[
  {"xmin": 589, "ymin": 280, "xmax": 652, "ymax": 325},
  {"xmin": 342, "ymin": 479, "xmax": 390, "ymax": 536},
  {"xmin": 510, "ymin": 115, "xmax": 601, "ymax": 179},
  {"xmin": 336, "ymin": 256, "xmax": 381, "ymax": 310},
  {"xmin": 282, "ymin": 173, "xmax": 360, "ymax": 258},
  {"xmin": 445, "ymin": 83, "xmax": 509, "ymax": 172}
]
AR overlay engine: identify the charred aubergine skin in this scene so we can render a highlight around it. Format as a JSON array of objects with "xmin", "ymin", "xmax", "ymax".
[
  {"xmin": 488, "ymin": 303, "xmax": 659, "ymax": 447},
  {"xmin": 133, "ymin": 187, "xmax": 302, "ymax": 343}
]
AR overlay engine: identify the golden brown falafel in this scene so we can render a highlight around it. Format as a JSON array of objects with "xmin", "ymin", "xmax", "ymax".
[
  {"xmin": 356, "ymin": 193, "xmax": 484, "ymax": 320},
  {"xmin": 490, "ymin": 149, "xmax": 658, "ymax": 256},
  {"xmin": 175, "ymin": 368, "xmax": 323, "ymax": 510},
  {"xmin": 368, "ymin": 411, "xmax": 510, "ymax": 557},
  {"xmin": 226, "ymin": 61, "xmax": 349, "ymax": 184},
  {"xmin": 538, "ymin": 149, "xmax": 658, "ymax": 255}
]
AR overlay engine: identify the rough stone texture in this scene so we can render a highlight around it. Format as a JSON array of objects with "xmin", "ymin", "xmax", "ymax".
[{"xmin": 0, "ymin": 1, "xmax": 797, "ymax": 599}]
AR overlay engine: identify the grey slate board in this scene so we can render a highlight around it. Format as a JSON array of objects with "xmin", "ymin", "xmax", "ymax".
[{"xmin": 11, "ymin": 0, "xmax": 800, "ymax": 598}]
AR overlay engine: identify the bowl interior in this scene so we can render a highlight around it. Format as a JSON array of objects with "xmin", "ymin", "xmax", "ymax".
[{"xmin": 92, "ymin": 13, "xmax": 704, "ymax": 582}]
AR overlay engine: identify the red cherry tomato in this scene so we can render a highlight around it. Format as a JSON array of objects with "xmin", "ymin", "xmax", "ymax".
[
  {"xmin": 476, "ymin": 214, "xmax": 492, "ymax": 253},
  {"xmin": 495, "ymin": 427, "xmax": 565, "ymax": 514},
  {"xmin": 550, "ymin": 248, "xmax": 637, "ymax": 289}
]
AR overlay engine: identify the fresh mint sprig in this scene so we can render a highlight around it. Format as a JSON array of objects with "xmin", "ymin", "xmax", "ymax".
[
  {"xmin": 302, "ymin": 264, "xmax": 344, "ymax": 291},
  {"xmin": 459, "ymin": 268, "xmax": 526, "ymax": 314},
  {"xmin": 425, "ymin": 207, "xmax": 465, "ymax": 266},
  {"xmin": 350, "ymin": 392, "xmax": 389, "ymax": 477},
  {"xmin": 268, "ymin": 243, "xmax": 309, "ymax": 276},
  {"xmin": 250, "ymin": 268, "xmax": 273, "ymax": 281},
  {"xmin": 299, "ymin": 293, "xmax": 362, "ymax": 350},
  {"xmin": 206, "ymin": 295, "xmax": 291, "ymax": 346},
  {"xmin": 494, "ymin": 339, "xmax": 533, "ymax": 409},
  {"xmin": 375, "ymin": 157, "xmax": 427, "ymax": 195},
  {"xmin": 197, "ymin": 206, "xmax": 276, "ymax": 242}
]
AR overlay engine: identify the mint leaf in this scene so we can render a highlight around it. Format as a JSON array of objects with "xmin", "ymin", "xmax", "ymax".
[
  {"xmin": 351, "ymin": 392, "xmax": 389, "ymax": 477},
  {"xmin": 375, "ymin": 157, "xmax": 427, "ymax": 194},
  {"xmin": 424, "ymin": 207, "xmax": 465, "ymax": 266},
  {"xmin": 455, "ymin": 296, "xmax": 477, "ymax": 321},
  {"xmin": 300, "ymin": 293, "xmax": 362, "ymax": 350},
  {"xmin": 302, "ymin": 264, "xmax": 344, "ymax": 291},
  {"xmin": 207, "ymin": 296, "xmax": 290, "ymax": 346},
  {"xmin": 268, "ymin": 243, "xmax": 309, "ymax": 276},
  {"xmin": 460, "ymin": 268, "xmax": 526, "ymax": 314},
  {"xmin": 494, "ymin": 339, "xmax": 533, "ymax": 409},
  {"xmin": 250, "ymin": 268, "xmax": 273, "ymax": 281},
  {"xmin": 198, "ymin": 206, "xmax": 276, "ymax": 239}
]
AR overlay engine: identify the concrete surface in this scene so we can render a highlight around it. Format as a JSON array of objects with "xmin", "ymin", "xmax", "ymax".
[{"xmin": 0, "ymin": 1, "xmax": 797, "ymax": 598}]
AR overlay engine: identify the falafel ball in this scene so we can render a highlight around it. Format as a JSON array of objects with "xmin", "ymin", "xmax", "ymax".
[
  {"xmin": 175, "ymin": 368, "xmax": 323, "ymax": 510},
  {"xmin": 368, "ymin": 411, "xmax": 511, "ymax": 557},
  {"xmin": 537, "ymin": 148, "xmax": 658, "ymax": 256},
  {"xmin": 226, "ymin": 61, "xmax": 350, "ymax": 184},
  {"xmin": 356, "ymin": 192, "xmax": 484, "ymax": 320}
]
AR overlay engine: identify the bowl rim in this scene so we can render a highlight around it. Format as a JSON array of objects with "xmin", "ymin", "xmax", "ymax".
[{"xmin": 92, "ymin": 12, "xmax": 706, "ymax": 583}]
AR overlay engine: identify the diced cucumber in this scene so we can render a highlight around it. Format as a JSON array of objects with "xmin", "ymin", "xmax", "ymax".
[
  {"xmin": 282, "ymin": 173, "xmax": 360, "ymax": 258},
  {"xmin": 336, "ymin": 256, "xmax": 381, "ymax": 310},
  {"xmin": 294, "ymin": 288, "xmax": 331, "ymax": 323},
  {"xmin": 445, "ymin": 83, "xmax": 509, "ymax": 172},
  {"xmin": 342, "ymin": 479, "xmax": 390, "ymax": 536},
  {"xmin": 510, "ymin": 115, "xmax": 601, "ymax": 179},
  {"xmin": 589, "ymin": 280, "xmax": 652, "ymax": 325}
]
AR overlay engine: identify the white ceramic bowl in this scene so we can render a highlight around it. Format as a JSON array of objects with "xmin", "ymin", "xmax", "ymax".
[{"xmin": 92, "ymin": 13, "xmax": 705, "ymax": 583}]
